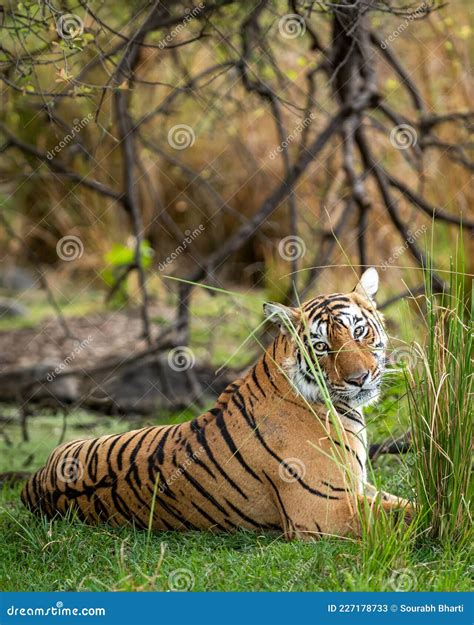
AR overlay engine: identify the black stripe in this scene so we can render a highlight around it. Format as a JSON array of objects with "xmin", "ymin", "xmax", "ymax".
[
  {"xmin": 180, "ymin": 468, "xmax": 228, "ymax": 516},
  {"xmin": 304, "ymin": 299, "xmax": 323, "ymax": 314},
  {"xmin": 244, "ymin": 382, "xmax": 259, "ymax": 403},
  {"xmin": 233, "ymin": 392, "xmax": 339, "ymax": 500},
  {"xmin": 333, "ymin": 440, "xmax": 364, "ymax": 471},
  {"xmin": 127, "ymin": 428, "xmax": 155, "ymax": 487},
  {"xmin": 84, "ymin": 438, "xmax": 101, "ymax": 465},
  {"xmin": 322, "ymin": 480, "xmax": 349, "ymax": 493},
  {"xmin": 146, "ymin": 427, "xmax": 166, "ymax": 451},
  {"xmin": 327, "ymin": 303, "xmax": 352, "ymax": 312},
  {"xmin": 116, "ymin": 430, "xmax": 144, "ymax": 471},
  {"xmin": 124, "ymin": 465, "xmax": 152, "ymax": 520},
  {"xmin": 215, "ymin": 411, "xmax": 262, "ymax": 483},
  {"xmin": 146, "ymin": 487, "xmax": 197, "ymax": 530},
  {"xmin": 92, "ymin": 492, "xmax": 110, "ymax": 521},
  {"xmin": 263, "ymin": 470, "xmax": 292, "ymax": 533},
  {"xmin": 106, "ymin": 433, "xmax": 124, "ymax": 464},
  {"xmin": 262, "ymin": 354, "xmax": 280, "ymax": 394},
  {"xmin": 88, "ymin": 448, "xmax": 99, "ymax": 483},
  {"xmin": 110, "ymin": 488, "xmax": 142, "ymax": 527},
  {"xmin": 185, "ymin": 443, "xmax": 216, "ymax": 480},
  {"xmin": 223, "ymin": 498, "xmax": 280, "ymax": 530},
  {"xmin": 191, "ymin": 502, "xmax": 227, "ymax": 531},
  {"xmin": 162, "ymin": 518, "xmax": 175, "ymax": 531},
  {"xmin": 251, "ymin": 366, "xmax": 266, "ymax": 397},
  {"xmin": 154, "ymin": 428, "xmax": 172, "ymax": 465},
  {"xmin": 194, "ymin": 422, "xmax": 248, "ymax": 500},
  {"xmin": 158, "ymin": 499, "xmax": 197, "ymax": 530},
  {"xmin": 335, "ymin": 405, "xmax": 364, "ymax": 427}
]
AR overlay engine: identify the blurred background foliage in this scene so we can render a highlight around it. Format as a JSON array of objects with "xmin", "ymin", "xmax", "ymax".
[{"xmin": 0, "ymin": 1, "xmax": 471, "ymax": 306}]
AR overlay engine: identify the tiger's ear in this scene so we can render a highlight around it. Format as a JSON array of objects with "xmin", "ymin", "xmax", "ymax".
[
  {"xmin": 353, "ymin": 267, "xmax": 379, "ymax": 302},
  {"xmin": 263, "ymin": 302, "xmax": 300, "ymax": 335}
]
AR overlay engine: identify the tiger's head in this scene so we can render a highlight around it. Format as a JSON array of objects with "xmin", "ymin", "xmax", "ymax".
[{"xmin": 264, "ymin": 268, "xmax": 387, "ymax": 408}]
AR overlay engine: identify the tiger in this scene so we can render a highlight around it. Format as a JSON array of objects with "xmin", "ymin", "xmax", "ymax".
[{"xmin": 21, "ymin": 268, "xmax": 412, "ymax": 540}]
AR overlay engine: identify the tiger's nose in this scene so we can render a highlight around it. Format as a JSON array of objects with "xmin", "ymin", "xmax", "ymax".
[{"xmin": 345, "ymin": 371, "xmax": 369, "ymax": 387}]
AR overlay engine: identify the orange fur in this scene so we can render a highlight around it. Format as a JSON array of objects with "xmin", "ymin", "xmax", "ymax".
[{"xmin": 21, "ymin": 270, "xmax": 412, "ymax": 539}]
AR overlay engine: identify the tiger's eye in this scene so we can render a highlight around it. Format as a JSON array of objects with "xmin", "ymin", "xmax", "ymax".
[{"xmin": 314, "ymin": 341, "xmax": 328, "ymax": 352}]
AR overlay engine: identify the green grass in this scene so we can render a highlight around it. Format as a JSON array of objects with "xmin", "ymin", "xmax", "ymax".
[
  {"xmin": 0, "ymin": 273, "xmax": 471, "ymax": 592},
  {"xmin": 0, "ymin": 386, "xmax": 471, "ymax": 592},
  {"xmin": 0, "ymin": 480, "xmax": 471, "ymax": 592},
  {"xmin": 407, "ymin": 265, "xmax": 473, "ymax": 543}
]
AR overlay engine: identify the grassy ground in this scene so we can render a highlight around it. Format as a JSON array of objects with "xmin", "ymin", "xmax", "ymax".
[
  {"xmin": 0, "ymin": 382, "xmax": 471, "ymax": 592},
  {"xmin": 0, "ymin": 285, "xmax": 472, "ymax": 592},
  {"xmin": 1, "ymin": 491, "xmax": 470, "ymax": 592}
]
